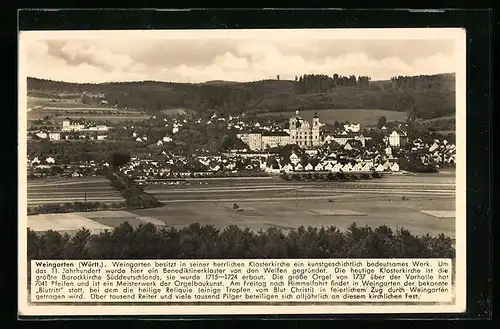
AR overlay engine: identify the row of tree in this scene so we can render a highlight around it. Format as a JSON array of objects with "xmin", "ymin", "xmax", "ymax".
[
  {"xmin": 294, "ymin": 74, "xmax": 371, "ymax": 93},
  {"xmin": 27, "ymin": 201, "xmax": 126, "ymax": 215},
  {"xmin": 27, "ymin": 222, "xmax": 455, "ymax": 261},
  {"xmin": 104, "ymin": 169, "xmax": 163, "ymax": 209},
  {"xmin": 390, "ymin": 74, "xmax": 453, "ymax": 90}
]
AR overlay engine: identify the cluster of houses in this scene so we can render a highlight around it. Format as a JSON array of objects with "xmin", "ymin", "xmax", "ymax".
[
  {"xmin": 124, "ymin": 113, "xmax": 284, "ymax": 145},
  {"xmin": 264, "ymin": 151, "xmax": 400, "ymax": 174},
  {"xmin": 112, "ymin": 146, "xmax": 401, "ymax": 181},
  {"xmin": 27, "ymin": 157, "xmax": 110, "ymax": 178},
  {"xmin": 29, "ymin": 120, "xmax": 111, "ymax": 141},
  {"xmin": 412, "ymin": 138, "xmax": 456, "ymax": 166}
]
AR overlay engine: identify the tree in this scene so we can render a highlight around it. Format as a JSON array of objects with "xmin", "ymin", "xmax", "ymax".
[
  {"xmin": 276, "ymin": 75, "xmax": 280, "ymax": 80},
  {"xmin": 109, "ymin": 152, "xmax": 131, "ymax": 170},
  {"xmin": 66, "ymin": 228, "xmax": 92, "ymax": 258},
  {"xmin": 377, "ymin": 116, "xmax": 387, "ymax": 129}
]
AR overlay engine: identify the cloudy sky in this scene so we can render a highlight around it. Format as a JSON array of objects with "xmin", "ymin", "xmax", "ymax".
[{"xmin": 22, "ymin": 30, "xmax": 459, "ymax": 83}]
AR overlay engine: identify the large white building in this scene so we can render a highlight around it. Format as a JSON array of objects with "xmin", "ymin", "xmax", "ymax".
[
  {"xmin": 261, "ymin": 131, "xmax": 291, "ymax": 149},
  {"xmin": 288, "ymin": 111, "xmax": 322, "ymax": 148},
  {"xmin": 62, "ymin": 120, "xmax": 85, "ymax": 132},
  {"xmin": 237, "ymin": 131, "xmax": 291, "ymax": 151},
  {"xmin": 387, "ymin": 130, "xmax": 408, "ymax": 147},
  {"xmin": 237, "ymin": 111, "xmax": 323, "ymax": 150},
  {"xmin": 237, "ymin": 132, "xmax": 263, "ymax": 150}
]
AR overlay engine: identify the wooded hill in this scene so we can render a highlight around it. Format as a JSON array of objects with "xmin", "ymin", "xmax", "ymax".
[{"xmin": 27, "ymin": 73, "xmax": 455, "ymax": 120}]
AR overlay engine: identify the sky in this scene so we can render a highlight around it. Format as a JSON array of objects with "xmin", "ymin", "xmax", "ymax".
[{"xmin": 22, "ymin": 30, "xmax": 459, "ymax": 84}]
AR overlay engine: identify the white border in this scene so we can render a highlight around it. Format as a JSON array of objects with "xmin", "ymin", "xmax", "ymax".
[{"xmin": 18, "ymin": 28, "xmax": 467, "ymax": 316}]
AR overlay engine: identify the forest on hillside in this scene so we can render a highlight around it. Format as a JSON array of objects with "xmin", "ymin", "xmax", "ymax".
[{"xmin": 27, "ymin": 73, "xmax": 455, "ymax": 120}]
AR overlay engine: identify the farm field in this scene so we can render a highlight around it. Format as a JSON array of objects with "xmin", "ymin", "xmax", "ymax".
[
  {"xmin": 26, "ymin": 176, "xmax": 124, "ymax": 207},
  {"xmin": 52, "ymin": 115, "xmax": 150, "ymax": 122},
  {"xmin": 259, "ymin": 109, "xmax": 407, "ymax": 125},
  {"xmin": 25, "ymin": 172, "xmax": 456, "ymax": 239},
  {"xmin": 26, "ymin": 95, "xmax": 149, "ymax": 122},
  {"xmin": 131, "ymin": 194, "xmax": 456, "ymax": 239}
]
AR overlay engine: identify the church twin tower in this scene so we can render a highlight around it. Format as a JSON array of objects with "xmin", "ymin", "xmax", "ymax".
[{"xmin": 288, "ymin": 110, "xmax": 322, "ymax": 148}]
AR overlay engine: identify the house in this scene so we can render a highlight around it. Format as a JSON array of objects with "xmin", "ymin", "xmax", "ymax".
[
  {"xmin": 289, "ymin": 152, "xmax": 300, "ymax": 165},
  {"xmin": 324, "ymin": 162, "xmax": 334, "ymax": 171},
  {"xmin": 163, "ymin": 136, "xmax": 173, "ymax": 142},
  {"xmin": 314, "ymin": 163, "xmax": 324, "ymax": 171},
  {"xmin": 322, "ymin": 152, "xmax": 338, "ymax": 164},
  {"xmin": 157, "ymin": 140, "xmax": 164, "ymax": 147},
  {"xmin": 305, "ymin": 149, "xmax": 318, "ymax": 157},
  {"xmin": 36, "ymin": 132, "xmax": 48, "ymax": 139},
  {"xmin": 383, "ymin": 161, "xmax": 392, "ymax": 170},
  {"xmin": 49, "ymin": 132, "xmax": 61, "ymax": 141},
  {"xmin": 45, "ymin": 157, "xmax": 55, "ymax": 164},
  {"xmin": 390, "ymin": 163, "xmax": 400, "ymax": 172},
  {"xmin": 294, "ymin": 163, "xmax": 304, "ymax": 171},
  {"xmin": 61, "ymin": 120, "xmax": 85, "ymax": 132},
  {"xmin": 375, "ymin": 164, "xmax": 385, "ymax": 172},
  {"xmin": 342, "ymin": 163, "xmax": 353, "ymax": 171},
  {"xmin": 344, "ymin": 123, "xmax": 360, "ymax": 133},
  {"xmin": 429, "ymin": 141, "xmax": 440, "ymax": 152},
  {"xmin": 72, "ymin": 171, "xmax": 82, "ymax": 178},
  {"xmin": 282, "ymin": 163, "xmax": 294, "ymax": 172},
  {"xmin": 97, "ymin": 135, "xmax": 107, "ymax": 140},
  {"xmin": 362, "ymin": 163, "xmax": 373, "ymax": 171},
  {"xmin": 352, "ymin": 163, "xmax": 363, "ymax": 171},
  {"xmin": 332, "ymin": 163, "xmax": 343, "ymax": 172},
  {"xmin": 388, "ymin": 130, "xmax": 408, "ymax": 147},
  {"xmin": 344, "ymin": 142, "xmax": 353, "ymax": 151},
  {"xmin": 305, "ymin": 163, "xmax": 314, "ymax": 171}
]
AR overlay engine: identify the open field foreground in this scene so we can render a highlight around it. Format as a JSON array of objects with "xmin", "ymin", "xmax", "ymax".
[
  {"xmin": 27, "ymin": 176, "xmax": 124, "ymax": 206},
  {"xmin": 26, "ymin": 172, "xmax": 456, "ymax": 238}
]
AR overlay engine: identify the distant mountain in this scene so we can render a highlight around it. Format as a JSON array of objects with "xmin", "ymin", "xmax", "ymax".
[{"xmin": 26, "ymin": 73, "xmax": 455, "ymax": 120}]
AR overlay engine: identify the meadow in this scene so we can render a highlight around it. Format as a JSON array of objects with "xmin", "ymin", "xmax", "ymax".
[{"xmin": 26, "ymin": 95, "xmax": 149, "ymax": 122}]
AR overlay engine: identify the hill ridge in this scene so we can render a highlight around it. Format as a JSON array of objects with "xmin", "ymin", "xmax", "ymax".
[{"xmin": 26, "ymin": 73, "xmax": 455, "ymax": 120}]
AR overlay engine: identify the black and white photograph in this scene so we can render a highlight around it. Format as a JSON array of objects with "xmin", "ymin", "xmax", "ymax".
[{"xmin": 18, "ymin": 28, "xmax": 466, "ymax": 316}]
